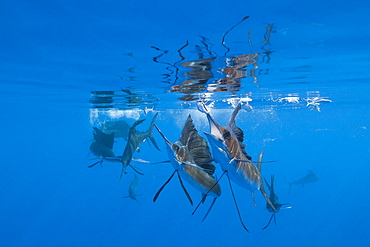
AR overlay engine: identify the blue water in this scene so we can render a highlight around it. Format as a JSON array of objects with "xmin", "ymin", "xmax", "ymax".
[{"xmin": 1, "ymin": 1, "xmax": 369, "ymax": 246}]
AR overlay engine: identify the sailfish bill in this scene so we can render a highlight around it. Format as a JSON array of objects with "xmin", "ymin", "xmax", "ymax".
[
  {"xmin": 153, "ymin": 115, "xmax": 221, "ymax": 219},
  {"xmin": 153, "ymin": 170, "xmax": 176, "ymax": 203}
]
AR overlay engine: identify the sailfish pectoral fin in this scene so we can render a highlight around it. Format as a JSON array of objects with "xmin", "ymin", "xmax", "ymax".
[
  {"xmin": 262, "ymin": 213, "xmax": 275, "ymax": 230},
  {"xmin": 201, "ymin": 193, "xmax": 207, "ymax": 203},
  {"xmin": 177, "ymin": 172, "xmax": 193, "ymax": 206},
  {"xmin": 232, "ymin": 158, "xmax": 253, "ymax": 163},
  {"xmin": 129, "ymin": 165, "xmax": 145, "ymax": 175},
  {"xmin": 183, "ymin": 161, "xmax": 213, "ymax": 172},
  {"xmin": 88, "ymin": 160, "xmax": 103, "ymax": 168},
  {"xmin": 201, "ymin": 197, "xmax": 217, "ymax": 222},
  {"xmin": 153, "ymin": 170, "xmax": 176, "ymax": 202},
  {"xmin": 226, "ymin": 172, "xmax": 249, "ymax": 233},
  {"xmin": 192, "ymin": 171, "xmax": 226, "ymax": 216},
  {"xmin": 151, "ymin": 160, "xmax": 171, "ymax": 165}
]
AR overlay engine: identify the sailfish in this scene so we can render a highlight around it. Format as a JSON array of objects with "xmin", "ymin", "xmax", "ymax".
[
  {"xmin": 88, "ymin": 127, "xmax": 116, "ymax": 168},
  {"xmin": 122, "ymin": 174, "xmax": 142, "ymax": 203},
  {"xmin": 153, "ymin": 115, "xmax": 221, "ymax": 221},
  {"xmin": 197, "ymin": 102, "xmax": 277, "ymax": 231},
  {"xmin": 286, "ymin": 170, "xmax": 319, "ymax": 192},
  {"xmin": 262, "ymin": 174, "xmax": 290, "ymax": 230},
  {"xmin": 119, "ymin": 113, "xmax": 160, "ymax": 177}
]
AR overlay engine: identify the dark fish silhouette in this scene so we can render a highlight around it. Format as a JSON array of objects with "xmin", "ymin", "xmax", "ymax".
[
  {"xmin": 88, "ymin": 127, "xmax": 116, "ymax": 168},
  {"xmin": 90, "ymin": 127, "xmax": 116, "ymax": 157},
  {"xmin": 286, "ymin": 170, "xmax": 319, "ymax": 192},
  {"xmin": 122, "ymin": 174, "xmax": 142, "ymax": 203},
  {"xmin": 198, "ymin": 102, "xmax": 276, "ymax": 232},
  {"xmin": 154, "ymin": 115, "xmax": 221, "ymax": 220},
  {"xmin": 262, "ymin": 174, "xmax": 290, "ymax": 230},
  {"xmin": 118, "ymin": 113, "xmax": 160, "ymax": 178}
]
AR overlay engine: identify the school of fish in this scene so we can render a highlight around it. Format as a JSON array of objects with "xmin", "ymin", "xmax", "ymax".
[{"xmin": 88, "ymin": 102, "xmax": 318, "ymax": 232}]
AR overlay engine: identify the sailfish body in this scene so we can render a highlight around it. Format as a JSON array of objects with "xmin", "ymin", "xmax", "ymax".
[
  {"xmin": 199, "ymin": 103, "xmax": 260, "ymax": 190},
  {"xmin": 170, "ymin": 141, "xmax": 221, "ymax": 198},
  {"xmin": 198, "ymin": 102, "xmax": 276, "ymax": 211},
  {"xmin": 119, "ymin": 113, "xmax": 160, "ymax": 177},
  {"xmin": 123, "ymin": 174, "xmax": 142, "ymax": 203},
  {"xmin": 154, "ymin": 115, "xmax": 221, "ymax": 208},
  {"xmin": 205, "ymin": 127, "xmax": 260, "ymax": 192},
  {"xmin": 286, "ymin": 170, "xmax": 319, "ymax": 192}
]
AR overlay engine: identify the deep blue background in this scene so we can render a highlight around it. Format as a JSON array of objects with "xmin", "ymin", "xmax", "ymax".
[{"xmin": 1, "ymin": 1, "xmax": 369, "ymax": 246}]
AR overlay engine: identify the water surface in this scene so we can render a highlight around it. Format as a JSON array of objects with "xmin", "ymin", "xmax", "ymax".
[{"xmin": 1, "ymin": 1, "xmax": 369, "ymax": 246}]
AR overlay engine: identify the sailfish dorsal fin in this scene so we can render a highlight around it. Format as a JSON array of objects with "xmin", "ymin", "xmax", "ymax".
[
  {"xmin": 93, "ymin": 127, "xmax": 115, "ymax": 149},
  {"xmin": 233, "ymin": 126, "xmax": 245, "ymax": 143},
  {"xmin": 179, "ymin": 115, "xmax": 216, "ymax": 176}
]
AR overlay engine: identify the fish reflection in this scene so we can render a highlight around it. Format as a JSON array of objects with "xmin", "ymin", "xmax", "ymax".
[
  {"xmin": 261, "ymin": 23, "xmax": 274, "ymax": 48},
  {"xmin": 152, "ymin": 17, "xmax": 274, "ymax": 101},
  {"xmin": 170, "ymin": 56, "xmax": 216, "ymax": 101},
  {"xmin": 90, "ymin": 89, "xmax": 157, "ymax": 109},
  {"xmin": 90, "ymin": 91, "xmax": 115, "ymax": 108},
  {"xmin": 210, "ymin": 52, "xmax": 264, "ymax": 92},
  {"xmin": 168, "ymin": 50, "xmax": 267, "ymax": 97}
]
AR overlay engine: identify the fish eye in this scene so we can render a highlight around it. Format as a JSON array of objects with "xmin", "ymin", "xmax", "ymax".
[{"xmin": 223, "ymin": 131, "xmax": 231, "ymax": 140}]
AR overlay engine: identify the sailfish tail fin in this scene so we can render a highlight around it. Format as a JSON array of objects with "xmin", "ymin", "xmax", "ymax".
[
  {"xmin": 146, "ymin": 112, "xmax": 160, "ymax": 151},
  {"xmin": 284, "ymin": 178, "xmax": 293, "ymax": 193}
]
